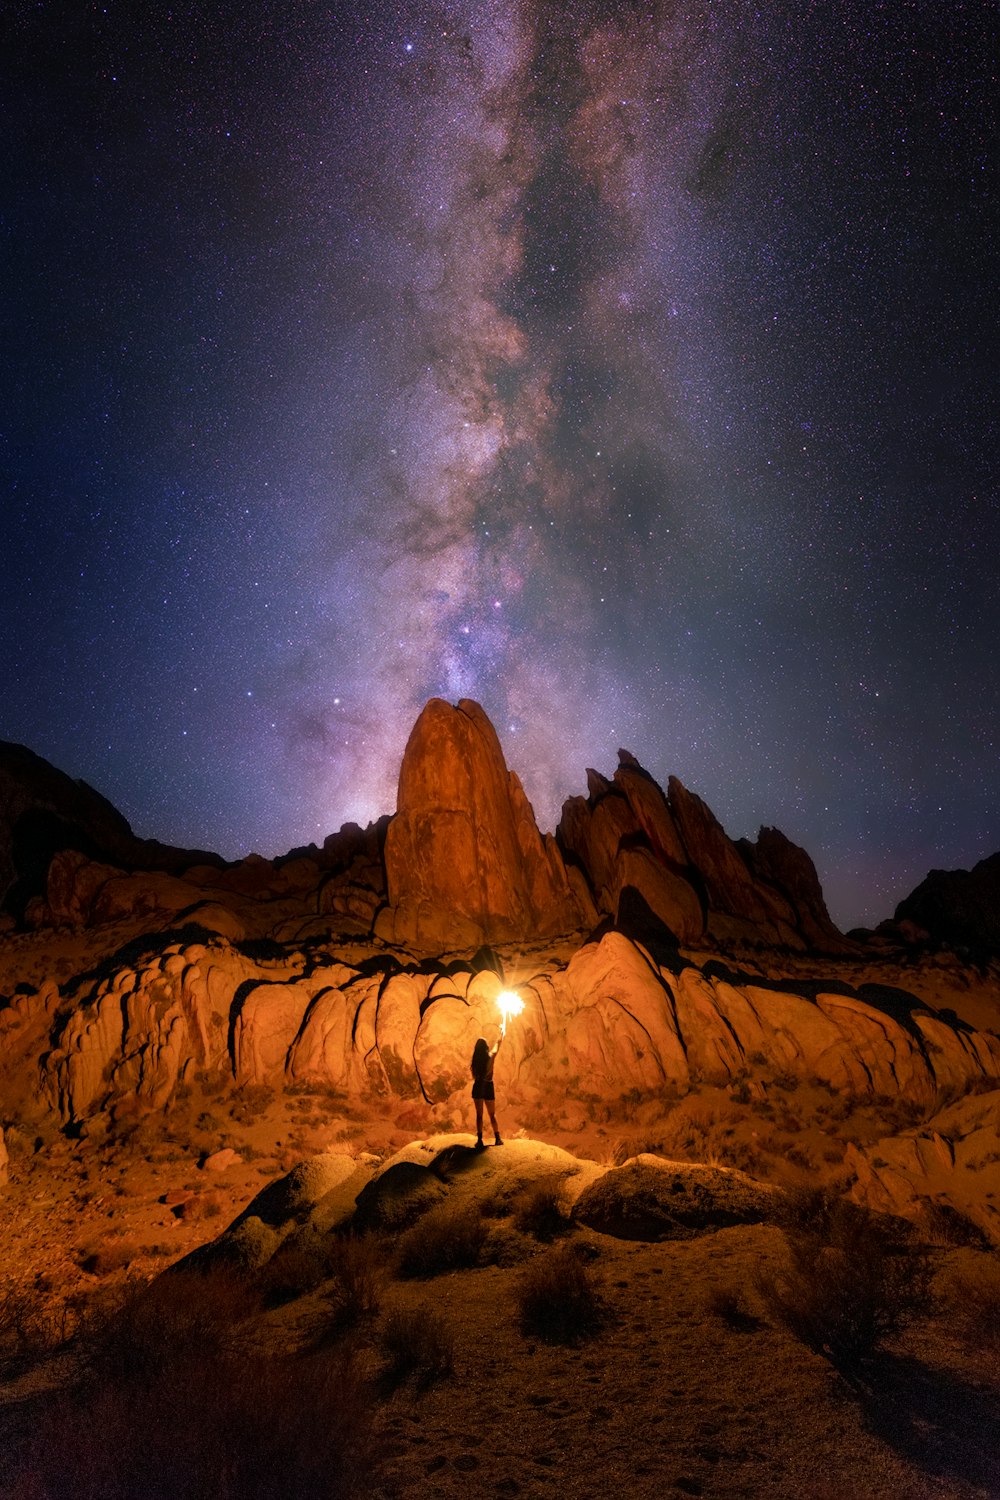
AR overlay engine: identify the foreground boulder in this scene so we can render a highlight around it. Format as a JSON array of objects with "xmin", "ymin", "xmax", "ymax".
[{"xmin": 573, "ymin": 1154, "xmax": 782, "ymax": 1239}]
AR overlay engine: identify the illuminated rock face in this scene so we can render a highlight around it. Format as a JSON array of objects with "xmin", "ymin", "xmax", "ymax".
[
  {"xmin": 375, "ymin": 698, "xmax": 591, "ymax": 952},
  {"xmin": 20, "ymin": 926, "xmax": 1000, "ymax": 1133}
]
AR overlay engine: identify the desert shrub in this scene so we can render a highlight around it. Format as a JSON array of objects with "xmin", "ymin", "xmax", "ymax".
[
  {"xmin": 231, "ymin": 1083, "xmax": 274, "ymax": 1123},
  {"xmin": 759, "ymin": 1192, "xmax": 933, "ymax": 1372},
  {"xmin": 516, "ymin": 1243, "xmax": 604, "ymax": 1344},
  {"xmin": 82, "ymin": 1265, "xmax": 260, "ymax": 1385},
  {"xmin": 920, "ymin": 1200, "xmax": 991, "ymax": 1249},
  {"xmin": 378, "ymin": 1302, "xmax": 455, "ymax": 1388},
  {"xmin": 478, "ymin": 1180, "xmax": 515, "ymax": 1219},
  {"xmin": 324, "ymin": 1233, "xmax": 387, "ymax": 1326},
  {"xmin": 396, "ymin": 1199, "xmax": 489, "ymax": 1277},
  {"xmin": 8, "ymin": 1343, "xmax": 376, "ymax": 1500},
  {"xmin": 513, "ymin": 1176, "xmax": 572, "ymax": 1242},
  {"xmin": 0, "ymin": 1283, "xmax": 72, "ymax": 1375},
  {"xmin": 706, "ymin": 1284, "xmax": 760, "ymax": 1332},
  {"xmin": 258, "ymin": 1238, "xmax": 330, "ymax": 1306},
  {"xmin": 944, "ymin": 1257, "xmax": 1000, "ymax": 1369},
  {"xmin": 609, "ymin": 1136, "xmax": 668, "ymax": 1166}
]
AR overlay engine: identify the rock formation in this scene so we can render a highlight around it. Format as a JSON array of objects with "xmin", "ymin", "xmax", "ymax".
[
  {"xmin": 3, "ymin": 701, "xmax": 1000, "ymax": 1250},
  {"xmin": 5, "ymin": 705, "xmax": 853, "ymax": 962},
  {"xmin": 892, "ymin": 852, "xmax": 1000, "ymax": 954},
  {"xmin": 7, "ymin": 924, "xmax": 996, "ymax": 1133},
  {"xmin": 374, "ymin": 698, "xmax": 591, "ymax": 951},
  {"xmin": 0, "ymin": 741, "xmax": 140, "ymax": 922},
  {"xmin": 557, "ymin": 751, "xmax": 850, "ymax": 953}
]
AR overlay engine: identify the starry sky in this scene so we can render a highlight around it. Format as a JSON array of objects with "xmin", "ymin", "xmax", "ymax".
[{"xmin": 2, "ymin": 0, "xmax": 997, "ymax": 929}]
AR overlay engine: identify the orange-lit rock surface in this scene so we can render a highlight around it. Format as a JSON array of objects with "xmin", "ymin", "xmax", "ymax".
[
  {"xmin": 3, "ymin": 924, "xmax": 996, "ymax": 1148},
  {"xmin": 375, "ymin": 698, "xmax": 589, "ymax": 951},
  {"xmin": 2, "ymin": 701, "xmax": 1000, "ymax": 1258}
]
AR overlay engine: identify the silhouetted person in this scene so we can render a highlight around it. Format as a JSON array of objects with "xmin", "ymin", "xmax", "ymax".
[{"xmin": 471, "ymin": 1028, "xmax": 504, "ymax": 1149}]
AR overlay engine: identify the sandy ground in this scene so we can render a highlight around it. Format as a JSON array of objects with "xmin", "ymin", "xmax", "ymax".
[
  {"xmin": 3, "ymin": 1115, "xmax": 1000, "ymax": 1500},
  {"xmin": 370, "ymin": 1226, "xmax": 1000, "ymax": 1500}
]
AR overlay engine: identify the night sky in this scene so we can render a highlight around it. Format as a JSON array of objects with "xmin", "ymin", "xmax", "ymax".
[{"xmin": 2, "ymin": 1, "xmax": 997, "ymax": 929}]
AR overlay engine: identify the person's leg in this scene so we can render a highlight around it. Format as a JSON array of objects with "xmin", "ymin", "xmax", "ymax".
[
  {"xmin": 475, "ymin": 1097, "xmax": 485, "ymax": 1146},
  {"xmin": 486, "ymin": 1098, "xmax": 502, "ymax": 1144}
]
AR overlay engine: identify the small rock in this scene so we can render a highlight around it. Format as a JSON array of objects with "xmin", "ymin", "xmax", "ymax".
[
  {"xmin": 201, "ymin": 1147, "xmax": 242, "ymax": 1173},
  {"xmin": 162, "ymin": 1188, "xmax": 195, "ymax": 1207}
]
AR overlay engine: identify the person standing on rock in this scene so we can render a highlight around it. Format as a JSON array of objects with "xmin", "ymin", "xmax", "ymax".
[{"xmin": 471, "ymin": 1027, "xmax": 504, "ymax": 1149}]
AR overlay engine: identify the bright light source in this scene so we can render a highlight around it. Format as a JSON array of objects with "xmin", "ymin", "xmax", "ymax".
[{"xmin": 496, "ymin": 991, "xmax": 525, "ymax": 1029}]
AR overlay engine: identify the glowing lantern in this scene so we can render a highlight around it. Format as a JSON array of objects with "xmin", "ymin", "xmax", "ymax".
[{"xmin": 496, "ymin": 990, "xmax": 525, "ymax": 1032}]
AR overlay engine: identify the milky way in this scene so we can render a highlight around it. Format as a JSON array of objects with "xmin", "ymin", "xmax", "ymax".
[{"xmin": 2, "ymin": 1, "xmax": 997, "ymax": 926}]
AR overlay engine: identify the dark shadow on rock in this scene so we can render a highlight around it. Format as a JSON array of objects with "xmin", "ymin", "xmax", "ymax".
[
  {"xmin": 857, "ymin": 1350, "xmax": 1000, "ymax": 1494},
  {"xmin": 65, "ymin": 923, "xmax": 221, "ymax": 996},
  {"xmin": 301, "ymin": 951, "xmax": 398, "ymax": 984},
  {"xmin": 614, "ymin": 887, "xmax": 683, "ymax": 973},
  {"xmin": 227, "ymin": 977, "xmax": 263, "ymax": 1063},
  {"xmin": 234, "ymin": 936, "xmax": 288, "ymax": 962},
  {"xmin": 427, "ymin": 1142, "xmax": 485, "ymax": 1181},
  {"xmin": 352, "ymin": 1161, "xmax": 447, "ymax": 1233},
  {"xmin": 699, "ymin": 961, "xmax": 935, "ymax": 1039},
  {"xmin": 700, "ymin": 958, "xmax": 768, "ymax": 988},
  {"xmin": 469, "ymin": 945, "xmax": 505, "ymax": 980},
  {"xmin": 770, "ymin": 976, "xmax": 858, "ymax": 1000},
  {"xmin": 856, "ymin": 983, "xmax": 942, "ymax": 1032}
]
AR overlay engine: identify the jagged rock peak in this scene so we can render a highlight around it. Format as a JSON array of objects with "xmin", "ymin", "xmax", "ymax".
[
  {"xmin": 374, "ymin": 698, "xmax": 592, "ymax": 953},
  {"xmin": 558, "ymin": 752, "xmax": 850, "ymax": 955}
]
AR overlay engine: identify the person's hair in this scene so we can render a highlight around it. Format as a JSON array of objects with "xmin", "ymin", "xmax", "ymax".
[{"xmin": 471, "ymin": 1037, "xmax": 490, "ymax": 1081}]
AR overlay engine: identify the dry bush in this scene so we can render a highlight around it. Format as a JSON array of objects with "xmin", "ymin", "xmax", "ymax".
[
  {"xmin": 258, "ymin": 1237, "xmax": 330, "ymax": 1307},
  {"xmin": 378, "ymin": 1302, "xmax": 455, "ymax": 1388},
  {"xmin": 758, "ymin": 1191, "xmax": 933, "ymax": 1372},
  {"xmin": 396, "ymin": 1199, "xmax": 489, "ymax": 1277},
  {"xmin": 231, "ymin": 1083, "xmax": 274, "ymax": 1124},
  {"xmin": 706, "ymin": 1284, "xmax": 761, "ymax": 1332},
  {"xmin": 943, "ymin": 1257, "xmax": 1000, "ymax": 1370},
  {"xmin": 478, "ymin": 1180, "xmax": 515, "ymax": 1219},
  {"xmin": 0, "ymin": 1283, "xmax": 72, "ymax": 1375},
  {"xmin": 516, "ymin": 1243, "xmax": 604, "ymax": 1344},
  {"xmin": 609, "ymin": 1135, "xmax": 666, "ymax": 1165},
  {"xmin": 7, "ymin": 1343, "xmax": 377, "ymax": 1500},
  {"xmin": 720, "ymin": 1139, "xmax": 763, "ymax": 1177},
  {"xmin": 82, "ymin": 1265, "xmax": 260, "ymax": 1385},
  {"xmin": 512, "ymin": 1176, "xmax": 572, "ymax": 1241},
  {"xmin": 325, "ymin": 1233, "xmax": 387, "ymax": 1327},
  {"xmin": 920, "ymin": 1200, "xmax": 991, "ymax": 1249},
  {"xmin": 257, "ymin": 1226, "xmax": 389, "ymax": 1317}
]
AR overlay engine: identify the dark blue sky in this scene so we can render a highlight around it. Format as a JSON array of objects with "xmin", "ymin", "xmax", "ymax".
[{"xmin": 2, "ymin": 0, "xmax": 997, "ymax": 928}]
